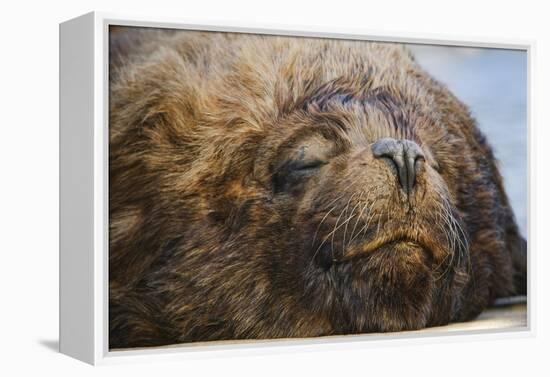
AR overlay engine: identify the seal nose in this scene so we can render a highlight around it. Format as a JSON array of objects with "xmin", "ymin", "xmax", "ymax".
[{"xmin": 372, "ymin": 138, "xmax": 425, "ymax": 194}]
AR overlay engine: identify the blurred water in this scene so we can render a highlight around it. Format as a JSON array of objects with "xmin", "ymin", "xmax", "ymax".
[{"xmin": 408, "ymin": 45, "xmax": 527, "ymax": 237}]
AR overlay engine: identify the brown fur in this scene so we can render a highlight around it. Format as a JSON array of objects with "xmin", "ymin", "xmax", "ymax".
[{"xmin": 108, "ymin": 27, "xmax": 527, "ymax": 348}]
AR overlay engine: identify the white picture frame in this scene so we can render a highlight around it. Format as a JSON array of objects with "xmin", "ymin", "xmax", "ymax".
[{"xmin": 59, "ymin": 11, "xmax": 534, "ymax": 365}]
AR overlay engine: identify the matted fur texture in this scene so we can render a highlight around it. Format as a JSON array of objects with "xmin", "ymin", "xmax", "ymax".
[{"xmin": 108, "ymin": 27, "xmax": 527, "ymax": 349}]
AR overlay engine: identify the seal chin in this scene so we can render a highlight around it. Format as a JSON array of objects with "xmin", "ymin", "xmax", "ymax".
[{"xmin": 325, "ymin": 239, "xmax": 435, "ymax": 332}]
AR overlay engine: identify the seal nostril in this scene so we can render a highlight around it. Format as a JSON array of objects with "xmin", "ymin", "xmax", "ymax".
[
  {"xmin": 414, "ymin": 155, "xmax": 425, "ymax": 172},
  {"xmin": 372, "ymin": 138, "xmax": 424, "ymax": 195}
]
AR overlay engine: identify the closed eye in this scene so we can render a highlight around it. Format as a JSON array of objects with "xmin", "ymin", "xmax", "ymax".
[
  {"xmin": 273, "ymin": 159, "xmax": 326, "ymax": 193},
  {"xmin": 287, "ymin": 160, "xmax": 325, "ymax": 172}
]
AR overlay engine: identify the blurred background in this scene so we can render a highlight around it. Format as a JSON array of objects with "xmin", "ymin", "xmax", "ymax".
[{"xmin": 409, "ymin": 45, "xmax": 527, "ymax": 237}]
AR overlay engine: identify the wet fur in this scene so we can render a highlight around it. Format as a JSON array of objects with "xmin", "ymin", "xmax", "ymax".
[{"xmin": 108, "ymin": 28, "xmax": 527, "ymax": 348}]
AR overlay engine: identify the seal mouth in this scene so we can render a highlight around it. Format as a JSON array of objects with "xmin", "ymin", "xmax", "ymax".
[
  {"xmin": 338, "ymin": 229, "xmax": 447, "ymax": 263},
  {"xmin": 324, "ymin": 237, "xmax": 430, "ymax": 269}
]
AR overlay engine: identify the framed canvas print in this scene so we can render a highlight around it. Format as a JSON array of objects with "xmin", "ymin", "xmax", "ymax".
[{"xmin": 59, "ymin": 12, "xmax": 531, "ymax": 365}]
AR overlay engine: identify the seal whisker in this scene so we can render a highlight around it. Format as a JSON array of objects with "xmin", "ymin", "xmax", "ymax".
[
  {"xmin": 311, "ymin": 176, "xmax": 363, "ymax": 248},
  {"xmin": 433, "ymin": 213, "xmax": 454, "ymax": 280},
  {"xmin": 440, "ymin": 201, "xmax": 457, "ymax": 276},
  {"xmin": 342, "ymin": 191, "xmax": 364, "ymax": 253},
  {"xmin": 311, "ymin": 209, "xmax": 361, "ymax": 264},
  {"xmin": 445, "ymin": 200, "xmax": 471, "ymax": 274},
  {"xmin": 348, "ymin": 190, "xmax": 371, "ymax": 248},
  {"xmin": 350, "ymin": 200, "xmax": 377, "ymax": 245},
  {"xmin": 433, "ymin": 196, "xmax": 470, "ymax": 281},
  {"xmin": 332, "ymin": 192, "xmax": 357, "ymax": 259},
  {"xmin": 311, "ymin": 206, "xmax": 337, "ymax": 247}
]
